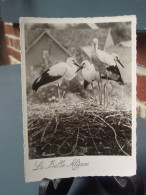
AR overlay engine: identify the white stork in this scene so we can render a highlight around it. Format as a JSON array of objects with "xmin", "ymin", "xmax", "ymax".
[
  {"xmin": 76, "ymin": 60, "xmax": 101, "ymax": 104},
  {"xmin": 32, "ymin": 57, "xmax": 80, "ymax": 100},
  {"xmin": 91, "ymin": 38, "xmax": 124, "ymax": 72},
  {"xmin": 91, "ymin": 38, "xmax": 124, "ymax": 105}
]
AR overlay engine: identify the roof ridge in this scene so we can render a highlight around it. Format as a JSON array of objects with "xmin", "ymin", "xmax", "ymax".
[{"xmin": 26, "ymin": 29, "xmax": 73, "ymax": 57}]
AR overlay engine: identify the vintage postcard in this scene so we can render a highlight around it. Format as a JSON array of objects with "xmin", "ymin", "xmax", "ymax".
[{"xmin": 20, "ymin": 16, "xmax": 136, "ymax": 182}]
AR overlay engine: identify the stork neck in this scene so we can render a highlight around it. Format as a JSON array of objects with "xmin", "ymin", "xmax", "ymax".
[
  {"xmin": 70, "ymin": 63, "xmax": 78, "ymax": 72},
  {"xmin": 92, "ymin": 42, "xmax": 98, "ymax": 54}
]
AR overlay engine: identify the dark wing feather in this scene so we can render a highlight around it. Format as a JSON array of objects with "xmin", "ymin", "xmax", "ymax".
[
  {"xmin": 102, "ymin": 65, "xmax": 124, "ymax": 85},
  {"xmin": 84, "ymin": 80, "xmax": 90, "ymax": 89},
  {"xmin": 32, "ymin": 70, "xmax": 62, "ymax": 92}
]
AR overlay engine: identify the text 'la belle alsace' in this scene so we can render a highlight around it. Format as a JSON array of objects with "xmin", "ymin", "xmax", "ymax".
[{"xmin": 33, "ymin": 159, "xmax": 89, "ymax": 171}]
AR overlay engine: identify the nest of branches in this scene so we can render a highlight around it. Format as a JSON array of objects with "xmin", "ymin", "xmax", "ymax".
[{"xmin": 27, "ymin": 98, "xmax": 132, "ymax": 159}]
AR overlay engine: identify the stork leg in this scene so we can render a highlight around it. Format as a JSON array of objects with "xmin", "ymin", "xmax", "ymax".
[
  {"xmin": 103, "ymin": 79, "xmax": 109, "ymax": 106},
  {"xmin": 57, "ymin": 84, "xmax": 66, "ymax": 102},
  {"xmin": 103, "ymin": 82, "xmax": 106, "ymax": 106},
  {"xmin": 121, "ymin": 85, "xmax": 124, "ymax": 100},
  {"xmin": 57, "ymin": 83, "xmax": 61, "ymax": 100},
  {"xmin": 98, "ymin": 74, "xmax": 102, "ymax": 105},
  {"xmin": 58, "ymin": 91, "xmax": 66, "ymax": 103},
  {"xmin": 91, "ymin": 82, "xmax": 97, "ymax": 103},
  {"xmin": 106, "ymin": 82, "xmax": 109, "ymax": 107},
  {"xmin": 97, "ymin": 81, "xmax": 102, "ymax": 105},
  {"xmin": 108, "ymin": 81, "xmax": 114, "ymax": 103}
]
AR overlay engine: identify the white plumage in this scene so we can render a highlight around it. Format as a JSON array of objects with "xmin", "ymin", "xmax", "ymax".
[
  {"xmin": 91, "ymin": 38, "xmax": 124, "ymax": 74},
  {"xmin": 81, "ymin": 61, "xmax": 100, "ymax": 83},
  {"xmin": 32, "ymin": 57, "xmax": 80, "ymax": 99},
  {"xmin": 91, "ymin": 38, "xmax": 124, "ymax": 105},
  {"xmin": 76, "ymin": 60, "xmax": 101, "ymax": 103}
]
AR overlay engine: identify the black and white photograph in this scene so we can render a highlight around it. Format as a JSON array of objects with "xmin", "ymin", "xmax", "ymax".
[{"xmin": 20, "ymin": 16, "xmax": 136, "ymax": 182}]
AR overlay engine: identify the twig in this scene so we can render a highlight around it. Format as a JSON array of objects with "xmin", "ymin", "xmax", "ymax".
[
  {"xmin": 29, "ymin": 128, "xmax": 44, "ymax": 140},
  {"xmin": 122, "ymin": 124, "xmax": 131, "ymax": 129},
  {"xmin": 49, "ymin": 117, "xmax": 59, "ymax": 138},
  {"xmin": 57, "ymin": 128, "xmax": 80, "ymax": 156},
  {"xmin": 96, "ymin": 115, "xmax": 130, "ymax": 156},
  {"xmin": 87, "ymin": 124, "xmax": 99, "ymax": 154},
  {"xmin": 54, "ymin": 117, "xmax": 59, "ymax": 133},
  {"xmin": 40, "ymin": 121, "xmax": 51, "ymax": 143},
  {"xmin": 28, "ymin": 100, "xmax": 131, "ymax": 158}
]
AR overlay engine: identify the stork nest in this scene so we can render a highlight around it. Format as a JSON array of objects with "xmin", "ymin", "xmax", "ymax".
[{"xmin": 27, "ymin": 98, "xmax": 132, "ymax": 159}]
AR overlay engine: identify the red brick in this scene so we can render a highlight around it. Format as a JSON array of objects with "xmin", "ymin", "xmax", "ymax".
[
  {"xmin": 4, "ymin": 23, "xmax": 20, "ymax": 39},
  {"xmin": 7, "ymin": 47, "xmax": 13, "ymax": 56},
  {"xmin": 4, "ymin": 24, "xmax": 14, "ymax": 35},
  {"xmin": 6, "ymin": 47, "xmax": 21, "ymax": 61},
  {"xmin": 13, "ymin": 50, "xmax": 21, "ymax": 61},
  {"xmin": 10, "ymin": 38, "xmax": 14, "ymax": 47},
  {"xmin": 137, "ymin": 33, "xmax": 146, "ymax": 66},
  {"xmin": 14, "ymin": 27, "xmax": 20, "ymax": 37},
  {"xmin": 5, "ymin": 36, "xmax": 10, "ymax": 46},
  {"xmin": 5, "ymin": 37, "xmax": 20, "ymax": 50},
  {"xmin": 137, "ymin": 75, "xmax": 146, "ymax": 102},
  {"xmin": 13, "ymin": 39, "xmax": 20, "ymax": 50}
]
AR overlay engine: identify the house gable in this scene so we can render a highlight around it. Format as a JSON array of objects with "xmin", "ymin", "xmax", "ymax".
[
  {"xmin": 26, "ymin": 29, "xmax": 72, "ymax": 57},
  {"xmin": 25, "ymin": 30, "xmax": 72, "ymax": 81}
]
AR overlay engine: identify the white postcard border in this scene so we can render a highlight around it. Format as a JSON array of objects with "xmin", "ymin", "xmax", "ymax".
[{"xmin": 20, "ymin": 16, "xmax": 137, "ymax": 182}]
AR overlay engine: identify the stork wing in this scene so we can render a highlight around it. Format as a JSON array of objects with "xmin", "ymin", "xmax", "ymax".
[
  {"xmin": 104, "ymin": 65, "xmax": 124, "ymax": 85},
  {"xmin": 91, "ymin": 55, "xmax": 107, "ymax": 74},
  {"xmin": 32, "ymin": 62, "xmax": 67, "ymax": 91},
  {"xmin": 84, "ymin": 80, "xmax": 90, "ymax": 89},
  {"xmin": 92, "ymin": 50, "xmax": 116, "ymax": 66},
  {"xmin": 48, "ymin": 62, "xmax": 68, "ymax": 76}
]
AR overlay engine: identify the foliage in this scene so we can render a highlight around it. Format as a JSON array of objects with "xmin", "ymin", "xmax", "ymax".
[
  {"xmin": 25, "ymin": 22, "xmax": 131, "ymax": 51},
  {"xmin": 97, "ymin": 22, "xmax": 131, "ymax": 43}
]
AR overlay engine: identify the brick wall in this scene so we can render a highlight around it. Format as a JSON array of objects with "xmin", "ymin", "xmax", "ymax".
[
  {"xmin": 137, "ymin": 75, "xmax": 146, "ymax": 102},
  {"xmin": 136, "ymin": 32, "xmax": 146, "ymax": 119},
  {"xmin": 4, "ymin": 22, "xmax": 20, "ymax": 64}
]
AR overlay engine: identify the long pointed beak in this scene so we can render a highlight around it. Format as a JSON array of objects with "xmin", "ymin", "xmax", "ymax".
[
  {"xmin": 76, "ymin": 65, "xmax": 83, "ymax": 73},
  {"xmin": 74, "ymin": 61, "xmax": 80, "ymax": 67},
  {"xmin": 117, "ymin": 59, "xmax": 124, "ymax": 68}
]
